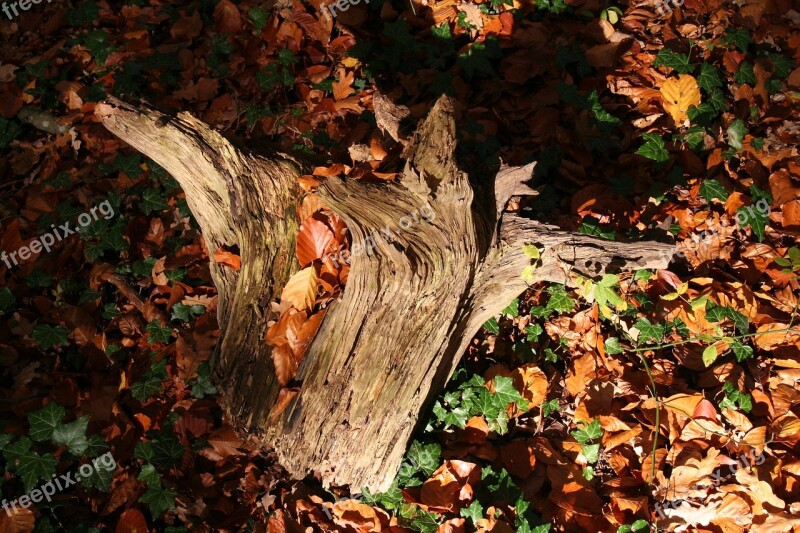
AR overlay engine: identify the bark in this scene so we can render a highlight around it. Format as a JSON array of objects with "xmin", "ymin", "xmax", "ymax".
[{"xmin": 98, "ymin": 95, "xmax": 673, "ymax": 492}]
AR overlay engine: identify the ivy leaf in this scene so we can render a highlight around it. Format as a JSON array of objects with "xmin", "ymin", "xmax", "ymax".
[
  {"xmin": 637, "ymin": 133, "xmax": 670, "ymax": 162},
  {"xmin": 483, "ymin": 317, "xmax": 500, "ymax": 334},
  {"xmin": 571, "ymin": 419, "xmax": 602, "ymax": 444},
  {"xmin": 248, "ymin": 7, "xmax": 269, "ymax": 30},
  {"xmin": 769, "ymin": 53, "xmax": 793, "ymax": 79},
  {"xmin": 3, "ymin": 437, "xmax": 58, "ymax": 492},
  {"xmin": 581, "ymin": 443, "xmax": 600, "ymax": 464},
  {"xmin": 146, "ymin": 321, "xmax": 173, "ymax": 344},
  {"xmin": 32, "ymin": 324, "xmax": 69, "ymax": 350},
  {"xmin": 409, "ymin": 508, "xmax": 441, "ymax": 533},
  {"xmin": 492, "ymin": 375, "xmax": 528, "ymax": 411},
  {"xmin": 696, "ymin": 63, "xmax": 722, "ymax": 91},
  {"xmin": 604, "ymin": 337, "xmax": 624, "ymax": 355},
  {"xmin": 699, "ymin": 179, "xmax": 728, "ymax": 202},
  {"xmin": 406, "ymin": 441, "xmax": 441, "ymax": 478},
  {"xmin": 653, "ymin": 49, "xmax": 693, "ymax": 74},
  {"xmin": 545, "ymin": 284, "xmax": 575, "ymax": 314},
  {"xmin": 635, "ymin": 318, "xmax": 665, "ymax": 344},
  {"xmin": 138, "ymin": 463, "xmax": 160, "ymax": 485},
  {"xmin": 460, "ymin": 500, "xmax": 483, "ymax": 527},
  {"xmin": 141, "ymin": 188, "xmax": 169, "ymax": 215},
  {"xmin": 80, "ymin": 462, "xmax": 115, "ymax": 492},
  {"xmin": 724, "ymin": 28, "xmax": 752, "ymax": 52},
  {"xmin": 28, "ymin": 403, "xmax": 66, "ymax": 442},
  {"xmin": 52, "ymin": 416, "xmax": 90, "ymax": 455},
  {"xmin": 191, "ymin": 363, "xmax": 217, "ymax": 399},
  {"xmin": 0, "ymin": 117, "xmax": 22, "ymax": 149},
  {"xmin": 734, "ymin": 62, "xmax": 756, "ymax": 85},
  {"xmin": 731, "ymin": 342, "xmax": 753, "ymax": 362},
  {"xmin": 140, "ymin": 482, "xmax": 177, "ymax": 517},
  {"xmin": 594, "ymin": 274, "xmax": 625, "ymax": 311},
  {"xmin": 737, "ymin": 204, "xmax": 769, "ymax": 242},
  {"xmin": 502, "ymin": 298, "xmax": 520, "ymax": 318},
  {"xmin": 727, "ymin": 119, "xmax": 747, "ymax": 150}
]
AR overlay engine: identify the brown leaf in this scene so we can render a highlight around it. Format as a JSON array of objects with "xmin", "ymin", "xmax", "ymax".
[
  {"xmin": 200, "ymin": 426, "xmax": 244, "ymax": 461},
  {"xmin": 213, "ymin": 247, "xmax": 241, "ymax": 270},
  {"xmin": 115, "ymin": 509, "xmax": 148, "ymax": 533},
  {"xmin": 280, "ymin": 267, "xmax": 318, "ymax": 311},
  {"xmin": 296, "ymin": 217, "xmax": 334, "ymax": 267},
  {"xmin": 332, "ymin": 68, "xmax": 355, "ymax": 101},
  {"xmin": 271, "ymin": 344, "xmax": 298, "ymax": 387},
  {"xmin": 171, "ymin": 10, "xmax": 203, "ymax": 39},
  {"xmin": 0, "ymin": 507, "xmax": 34, "ymax": 533},
  {"xmin": 213, "ymin": 0, "xmax": 241, "ymax": 33}
]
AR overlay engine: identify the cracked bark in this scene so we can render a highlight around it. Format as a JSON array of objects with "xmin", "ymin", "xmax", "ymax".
[{"xmin": 98, "ymin": 95, "xmax": 673, "ymax": 491}]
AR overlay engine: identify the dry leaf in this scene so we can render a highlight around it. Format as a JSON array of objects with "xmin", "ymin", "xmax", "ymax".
[
  {"xmin": 661, "ymin": 74, "xmax": 701, "ymax": 123},
  {"xmin": 280, "ymin": 267, "xmax": 318, "ymax": 311}
]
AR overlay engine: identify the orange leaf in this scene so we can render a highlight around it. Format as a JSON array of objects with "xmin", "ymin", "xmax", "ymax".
[
  {"xmin": 296, "ymin": 217, "xmax": 334, "ymax": 267},
  {"xmin": 280, "ymin": 267, "xmax": 318, "ymax": 311},
  {"xmin": 0, "ymin": 508, "xmax": 34, "ymax": 533},
  {"xmin": 332, "ymin": 68, "xmax": 355, "ymax": 101},
  {"xmin": 213, "ymin": 247, "xmax": 241, "ymax": 270},
  {"xmin": 692, "ymin": 398, "xmax": 718, "ymax": 420}
]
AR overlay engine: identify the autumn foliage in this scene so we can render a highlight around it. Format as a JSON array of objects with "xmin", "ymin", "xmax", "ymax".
[{"xmin": 1, "ymin": 0, "xmax": 800, "ymax": 531}]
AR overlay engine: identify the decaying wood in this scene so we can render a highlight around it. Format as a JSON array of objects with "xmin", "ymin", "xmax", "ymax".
[{"xmin": 98, "ymin": 95, "xmax": 674, "ymax": 492}]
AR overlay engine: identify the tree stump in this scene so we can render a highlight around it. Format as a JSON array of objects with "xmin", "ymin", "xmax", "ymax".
[{"xmin": 96, "ymin": 95, "xmax": 673, "ymax": 492}]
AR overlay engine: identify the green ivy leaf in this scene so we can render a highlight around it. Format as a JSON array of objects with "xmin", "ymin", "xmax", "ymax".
[
  {"xmin": 545, "ymin": 284, "xmax": 575, "ymax": 314},
  {"xmin": 736, "ymin": 203, "xmax": 769, "ymax": 242},
  {"xmin": 571, "ymin": 419, "xmax": 602, "ymax": 444},
  {"xmin": 727, "ymin": 119, "xmax": 747, "ymax": 150},
  {"xmin": 32, "ymin": 324, "xmax": 69, "ymax": 350},
  {"xmin": 637, "ymin": 133, "xmax": 670, "ymax": 162},
  {"xmin": 141, "ymin": 188, "xmax": 169, "ymax": 215},
  {"xmin": 460, "ymin": 500, "xmax": 483, "ymax": 527},
  {"xmin": 140, "ymin": 482, "xmax": 177, "ymax": 517},
  {"xmin": 769, "ymin": 53, "xmax": 793, "ymax": 79},
  {"xmin": 0, "ymin": 117, "xmax": 22, "ymax": 149},
  {"xmin": 190, "ymin": 363, "xmax": 217, "ymax": 399},
  {"xmin": 653, "ymin": 49, "xmax": 693, "ymax": 74},
  {"xmin": 406, "ymin": 441, "xmax": 441, "ymax": 478},
  {"xmin": 492, "ymin": 375, "xmax": 528, "ymax": 411},
  {"xmin": 146, "ymin": 321, "xmax": 173, "ymax": 344},
  {"xmin": 483, "ymin": 317, "xmax": 500, "ymax": 335},
  {"xmin": 696, "ymin": 63, "xmax": 723, "ymax": 91},
  {"xmin": 79, "ymin": 462, "xmax": 114, "ymax": 492},
  {"xmin": 699, "ymin": 179, "xmax": 728, "ymax": 202},
  {"xmin": 52, "ymin": 416, "xmax": 89, "ymax": 455},
  {"xmin": 731, "ymin": 341, "xmax": 753, "ymax": 362},
  {"xmin": 3, "ymin": 437, "xmax": 58, "ymax": 492},
  {"xmin": 28, "ymin": 402, "xmax": 66, "ymax": 442},
  {"xmin": 248, "ymin": 7, "xmax": 269, "ymax": 30},
  {"xmin": 604, "ymin": 337, "xmax": 624, "ymax": 355},
  {"xmin": 581, "ymin": 443, "xmax": 600, "ymax": 464},
  {"xmin": 724, "ymin": 28, "xmax": 752, "ymax": 52}
]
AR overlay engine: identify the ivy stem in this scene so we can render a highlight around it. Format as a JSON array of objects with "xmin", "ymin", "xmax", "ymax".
[{"xmin": 629, "ymin": 327, "xmax": 800, "ymax": 353}]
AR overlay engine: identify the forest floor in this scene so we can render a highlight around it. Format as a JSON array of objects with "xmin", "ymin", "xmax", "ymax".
[{"xmin": 1, "ymin": 0, "xmax": 800, "ymax": 531}]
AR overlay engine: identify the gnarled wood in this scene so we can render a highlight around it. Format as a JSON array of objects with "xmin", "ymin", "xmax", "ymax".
[{"xmin": 100, "ymin": 95, "xmax": 674, "ymax": 492}]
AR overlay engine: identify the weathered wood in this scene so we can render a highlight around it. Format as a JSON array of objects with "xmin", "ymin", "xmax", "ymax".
[{"xmin": 99, "ymin": 95, "xmax": 674, "ymax": 492}]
